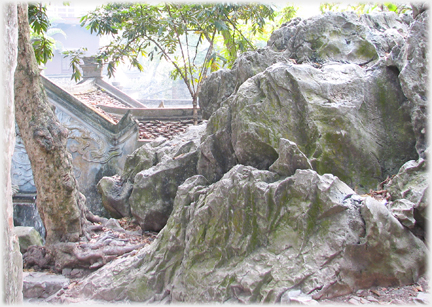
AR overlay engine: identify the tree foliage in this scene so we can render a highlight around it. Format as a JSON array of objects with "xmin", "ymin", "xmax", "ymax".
[
  {"xmin": 319, "ymin": 2, "xmax": 411, "ymax": 15},
  {"xmin": 28, "ymin": 2, "xmax": 67, "ymax": 65},
  {"xmin": 78, "ymin": 2, "xmax": 276, "ymax": 123},
  {"xmin": 62, "ymin": 47, "xmax": 88, "ymax": 82},
  {"xmin": 81, "ymin": 3, "xmax": 274, "ymax": 80},
  {"xmin": 28, "ymin": 3, "xmax": 54, "ymax": 64}
]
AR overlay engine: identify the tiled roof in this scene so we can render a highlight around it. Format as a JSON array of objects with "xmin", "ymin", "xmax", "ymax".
[{"xmin": 62, "ymin": 79, "xmax": 200, "ymax": 141}]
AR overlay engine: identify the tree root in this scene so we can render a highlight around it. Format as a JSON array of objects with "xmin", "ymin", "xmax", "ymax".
[{"xmin": 22, "ymin": 217, "xmax": 156, "ymax": 273}]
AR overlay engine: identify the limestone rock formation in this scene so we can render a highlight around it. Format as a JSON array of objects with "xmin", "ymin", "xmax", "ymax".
[
  {"xmin": 97, "ymin": 176, "xmax": 133, "ymax": 218},
  {"xmin": 199, "ymin": 61, "xmax": 417, "ymax": 190},
  {"xmin": 385, "ymin": 9, "xmax": 428, "ymax": 158},
  {"xmin": 98, "ymin": 124, "xmax": 206, "ymax": 231},
  {"xmin": 55, "ymin": 9, "xmax": 428, "ymax": 304},
  {"xmin": 199, "ymin": 11, "xmax": 412, "ymax": 120},
  {"xmin": 51, "ymin": 167, "xmax": 427, "ymax": 303},
  {"xmin": 385, "ymin": 157, "xmax": 428, "ymax": 237},
  {"xmin": 197, "ymin": 10, "xmax": 425, "ymax": 192}
]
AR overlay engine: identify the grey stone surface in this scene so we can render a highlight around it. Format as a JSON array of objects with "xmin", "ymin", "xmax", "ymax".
[
  {"xmin": 198, "ymin": 10, "xmax": 426, "ymax": 192},
  {"xmin": 199, "ymin": 10, "xmax": 413, "ymax": 122},
  {"xmin": 14, "ymin": 226, "xmax": 43, "ymax": 253},
  {"xmin": 269, "ymin": 138, "xmax": 313, "ymax": 176},
  {"xmin": 388, "ymin": 198, "xmax": 416, "ymax": 228},
  {"xmin": 97, "ymin": 176, "xmax": 133, "ymax": 218},
  {"xmin": 199, "ymin": 60, "xmax": 417, "ymax": 191},
  {"xmin": 129, "ymin": 124, "xmax": 206, "ymax": 231},
  {"xmin": 13, "ymin": 201, "xmax": 46, "ymax": 241},
  {"xmin": 268, "ymin": 11, "xmax": 408, "ymax": 63},
  {"xmin": 97, "ymin": 123, "xmax": 207, "ymax": 231},
  {"xmin": 23, "ymin": 272, "xmax": 69, "ymax": 299},
  {"xmin": 384, "ymin": 158, "xmax": 428, "ymax": 232},
  {"xmin": 385, "ymin": 9, "xmax": 428, "ymax": 158},
  {"xmin": 52, "ymin": 166, "xmax": 427, "ymax": 303}
]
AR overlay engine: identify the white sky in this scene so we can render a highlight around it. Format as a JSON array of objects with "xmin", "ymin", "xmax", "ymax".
[{"xmin": 48, "ymin": 0, "xmax": 325, "ymax": 20}]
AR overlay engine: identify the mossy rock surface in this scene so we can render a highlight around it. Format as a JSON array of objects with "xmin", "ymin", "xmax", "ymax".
[
  {"xmin": 218, "ymin": 62, "xmax": 417, "ymax": 192},
  {"xmin": 57, "ymin": 166, "xmax": 427, "ymax": 303},
  {"xmin": 14, "ymin": 227, "xmax": 43, "ymax": 253}
]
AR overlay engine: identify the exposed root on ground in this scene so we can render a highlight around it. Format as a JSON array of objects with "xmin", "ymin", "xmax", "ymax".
[{"xmin": 22, "ymin": 217, "xmax": 157, "ymax": 274}]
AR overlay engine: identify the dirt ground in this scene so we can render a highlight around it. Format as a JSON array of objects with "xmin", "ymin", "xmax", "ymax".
[{"xmin": 319, "ymin": 276, "xmax": 429, "ymax": 305}]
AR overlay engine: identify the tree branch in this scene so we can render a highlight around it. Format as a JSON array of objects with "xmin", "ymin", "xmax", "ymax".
[{"xmin": 223, "ymin": 12, "xmax": 255, "ymax": 50}]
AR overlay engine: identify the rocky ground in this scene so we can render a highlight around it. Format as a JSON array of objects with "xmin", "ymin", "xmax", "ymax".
[
  {"xmin": 23, "ymin": 261, "xmax": 430, "ymax": 305},
  {"xmin": 320, "ymin": 276, "xmax": 429, "ymax": 305},
  {"xmin": 22, "ymin": 217, "xmax": 429, "ymax": 305}
]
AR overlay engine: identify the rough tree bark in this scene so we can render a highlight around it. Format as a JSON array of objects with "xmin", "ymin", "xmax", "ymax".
[
  {"xmin": 14, "ymin": 3, "xmax": 85, "ymax": 245},
  {"xmin": 14, "ymin": 4, "xmax": 149, "ymax": 273},
  {"xmin": 2, "ymin": 3, "xmax": 23, "ymax": 304}
]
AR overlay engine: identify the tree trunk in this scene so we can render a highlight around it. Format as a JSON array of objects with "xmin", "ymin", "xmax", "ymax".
[
  {"xmin": 2, "ymin": 3, "xmax": 23, "ymax": 303},
  {"xmin": 192, "ymin": 94, "xmax": 198, "ymax": 125},
  {"xmin": 14, "ymin": 3, "xmax": 85, "ymax": 245}
]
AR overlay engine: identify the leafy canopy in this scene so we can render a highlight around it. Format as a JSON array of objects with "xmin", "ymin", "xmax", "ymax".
[
  {"xmin": 319, "ymin": 2, "xmax": 412, "ymax": 15},
  {"xmin": 28, "ymin": 2, "xmax": 67, "ymax": 65},
  {"xmin": 79, "ymin": 2, "xmax": 276, "ymax": 102},
  {"xmin": 28, "ymin": 3, "xmax": 54, "ymax": 64}
]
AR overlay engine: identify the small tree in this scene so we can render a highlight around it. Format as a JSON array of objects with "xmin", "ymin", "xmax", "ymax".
[
  {"xmin": 15, "ymin": 3, "xmax": 85, "ymax": 245},
  {"xmin": 77, "ymin": 2, "xmax": 276, "ymax": 124},
  {"xmin": 15, "ymin": 3, "xmax": 146, "ymax": 271}
]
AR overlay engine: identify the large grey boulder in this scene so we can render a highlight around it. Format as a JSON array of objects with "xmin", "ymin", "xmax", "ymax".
[
  {"xmin": 199, "ymin": 60, "xmax": 417, "ymax": 191},
  {"xmin": 268, "ymin": 11, "xmax": 408, "ymax": 63},
  {"xmin": 198, "ymin": 10, "xmax": 426, "ymax": 190},
  {"xmin": 97, "ymin": 141, "xmax": 159, "ymax": 218},
  {"xmin": 97, "ymin": 124, "xmax": 206, "ymax": 231},
  {"xmin": 14, "ymin": 226, "xmax": 43, "ymax": 253},
  {"xmin": 199, "ymin": 11, "xmax": 412, "ymax": 119},
  {"xmin": 385, "ymin": 8, "xmax": 428, "ymax": 158},
  {"xmin": 129, "ymin": 147, "xmax": 199, "ymax": 231},
  {"xmin": 97, "ymin": 176, "xmax": 133, "ymax": 218},
  {"xmin": 52, "ymin": 166, "xmax": 427, "ymax": 303},
  {"xmin": 384, "ymin": 158, "xmax": 428, "ymax": 235}
]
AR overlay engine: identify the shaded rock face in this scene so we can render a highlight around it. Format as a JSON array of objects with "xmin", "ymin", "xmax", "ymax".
[
  {"xmin": 54, "ymin": 166, "xmax": 427, "ymax": 303},
  {"xmin": 13, "ymin": 202, "xmax": 46, "ymax": 241},
  {"xmin": 98, "ymin": 124, "xmax": 206, "ymax": 231},
  {"xmin": 385, "ymin": 10, "xmax": 428, "ymax": 158},
  {"xmin": 14, "ymin": 226, "xmax": 43, "ymax": 253},
  {"xmin": 385, "ymin": 158, "xmax": 428, "ymax": 238}
]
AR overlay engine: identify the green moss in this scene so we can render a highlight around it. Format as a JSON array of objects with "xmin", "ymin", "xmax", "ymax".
[
  {"xmin": 319, "ymin": 44, "xmax": 342, "ymax": 59},
  {"xmin": 318, "ymin": 219, "xmax": 332, "ymax": 237},
  {"xmin": 305, "ymin": 198, "xmax": 322, "ymax": 237},
  {"xmin": 354, "ymin": 40, "xmax": 377, "ymax": 60},
  {"xmin": 311, "ymin": 38, "xmax": 325, "ymax": 50}
]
